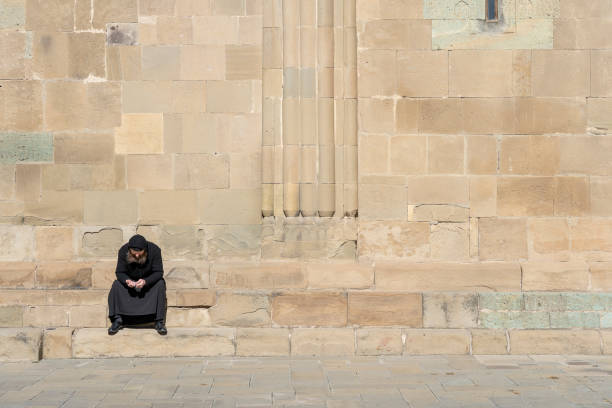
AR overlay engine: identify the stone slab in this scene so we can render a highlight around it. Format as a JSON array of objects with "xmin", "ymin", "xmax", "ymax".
[
  {"xmin": 0, "ymin": 133, "xmax": 53, "ymax": 163},
  {"xmin": 0, "ymin": 328, "xmax": 41, "ymax": 361}
]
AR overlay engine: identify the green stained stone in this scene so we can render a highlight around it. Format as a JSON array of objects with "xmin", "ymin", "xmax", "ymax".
[{"xmin": 0, "ymin": 133, "xmax": 53, "ymax": 163}]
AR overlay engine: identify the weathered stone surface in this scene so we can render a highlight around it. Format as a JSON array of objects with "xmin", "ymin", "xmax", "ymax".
[
  {"xmin": 164, "ymin": 262, "xmax": 209, "ymax": 289},
  {"xmin": 516, "ymin": 97, "xmax": 586, "ymax": 134},
  {"xmin": 479, "ymin": 293, "xmax": 524, "ymax": 311},
  {"xmin": 0, "ymin": 306, "xmax": 22, "ymax": 326},
  {"xmin": 375, "ymin": 262, "xmax": 521, "ymax": 292},
  {"xmin": 23, "ymin": 305, "xmax": 69, "ymax": 327},
  {"xmin": 0, "ymin": 133, "xmax": 53, "ymax": 164},
  {"xmin": 356, "ymin": 329, "xmax": 402, "ymax": 356},
  {"xmin": 423, "ymin": 293, "xmax": 478, "ymax": 328},
  {"xmin": 360, "ymin": 19, "xmax": 430, "ymax": 50},
  {"xmin": 45, "ymin": 290, "xmax": 106, "ymax": 306},
  {"xmin": 84, "ymin": 191, "xmax": 138, "ymax": 226},
  {"xmin": 175, "ymin": 289, "xmax": 216, "ymax": 307},
  {"xmin": 0, "ymin": 289, "xmax": 45, "ymax": 305},
  {"xmin": 35, "ymin": 227, "xmax": 72, "ymax": 262},
  {"xmin": 166, "ymin": 308, "xmax": 211, "ymax": 327},
  {"xmin": 410, "ymin": 205, "xmax": 469, "ymax": 223},
  {"xmin": 404, "ymin": 329, "xmax": 470, "ymax": 355},
  {"xmin": 214, "ymin": 263, "xmax": 305, "ymax": 289},
  {"xmin": 571, "ymin": 219, "xmax": 612, "ymax": 259},
  {"xmin": 430, "ymin": 223, "xmax": 469, "ymax": 261},
  {"xmin": 0, "ymin": 328, "xmax": 42, "ymax": 361},
  {"xmin": 471, "ymin": 329, "xmax": 508, "ymax": 355},
  {"xmin": 174, "ymin": 154, "xmax": 229, "ymax": 189},
  {"xmin": 348, "ymin": 293, "xmax": 422, "ymax": 327},
  {"xmin": 406, "ymin": 176, "xmax": 469, "ymax": 205},
  {"xmin": 271, "ymin": 293, "xmax": 347, "ymax": 327},
  {"xmin": 0, "ymin": 0, "xmax": 25, "ymax": 29},
  {"xmin": 424, "ymin": 0, "xmax": 484, "ymax": 18},
  {"xmin": 0, "ymin": 81, "xmax": 44, "ymax": 132},
  {"xmin": 156, "ymin": 226, "xmax": 205, "ymax": 260},
  {"xmin": 199, "ymin": 189, "xmax": 261, "ymax": 225},
  {"xmin": 140, "ymin": 190, "xmax": 199, "ymax": 225},
  {"xmin": 206, "ymin": 225, "xmax": 262, "ymax": 260},
  {"xmin": 26, "ymin": 0, "xmax": 73, "ymax": 31},
  {"xmin": 306, "ymin": 262, "xmax": 373, "ymax": 289},
  {"xmin": 479, "ymin": 311, "xmax": 550, "ymax": 329},
  {"xmin": 591, "ymin": 263, "xmax": 612, "ymax": 291},
  {"xmin": 42, "ymin": 327, "xmax": 72, "ymax": 359},
  {"xmin": 550, "ymin": 311, "xmax": 600, "ymax": 328},
  {"xmin": 356, "ymin": 184, "xmax": 407, "ymax": 220},
  {"xmin": 92, "ymin": 262, "xmax": 115, "ymax": 289},
  {"xmin": 236, "ymin": 328, "xmax": 290, "ymax": 356},
  {"xmin": 80, "ymin": 228, "xmax": 123, "ymax": 258},
  {"xmin": 107, "ymin": 23, "xmax": 139, "ymax": 45},
  {"xmin": 478, "ymin": 218, "xmax": 527, "ymax": 261},
  {"xmin": 497, "ymin": 177, "xmax": 554, "ymax": 216},
  {"xmin": 36, "ymin": 263, "xmax": 92, "ymax": 289},
  {"xmin": 0, "ymin": 262, "xmax": 36, "ymax": 288},
  {"xmin": 358, "ymin": 221, "xmax": 429, "ymax": 259},
  {"xmin": 0, "ymin": 32, "xmax": 26, "ymax": 79},
  {"xmin": 68, "ymin": 305, "xmax": 106, "ymax": 327},
  {"xmin": 115, "ymin": 114, "xmax": 163, "ymax": 154},
  {"xmin": 73, "ymin": 328, "xmax": 235, "ymax": 357},
  {"xmin": 291, "ymin": 328, "xmax": 355, "ymax": 356},
  {"xmin": 528, "ymin": 218, "xmax": 570, "ymax": 261},
  {"xmin": 209, "ymin": 293, "xmax": 270, "ymax": 327},
  {"xmin": 522, "ymin": 262, "xmax": 589, "ymax": 291},
  {"xmin": 509, "ymin": 330, "xmax": 601, "ymax": 354}
]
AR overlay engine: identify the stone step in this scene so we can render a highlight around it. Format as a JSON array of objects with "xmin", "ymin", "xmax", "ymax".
[{"xmin": 0, "ymin": 328, "xmax": 42, "ymax": 361}]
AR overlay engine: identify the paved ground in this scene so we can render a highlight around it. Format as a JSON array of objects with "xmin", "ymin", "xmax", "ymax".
[{"xmin": 0, "ymin": 356, "xmax": 611, "ymax": 407}]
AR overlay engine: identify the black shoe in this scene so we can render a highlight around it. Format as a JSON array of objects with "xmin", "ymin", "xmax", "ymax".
[
  {"xmin": 155, "ymin": 321, "xmax": 167, "ymax": 335},
  {"xmin": 108, "ymin": 318, "xmax": 122, "ymax": 335}
]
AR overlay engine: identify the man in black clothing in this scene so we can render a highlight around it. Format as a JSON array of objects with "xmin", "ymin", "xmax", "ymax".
[{"xmin": 107, "ymin": 234, "xmax": 167, "ymax": 335}]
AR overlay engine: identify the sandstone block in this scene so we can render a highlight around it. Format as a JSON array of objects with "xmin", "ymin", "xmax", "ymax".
[
  {"xmin": 156, "ymin": 16, "xmax": 192, "ymax": 44},
  {"xmin": 73, "ymin": 328, "xmax": 235, "ymax": 358},
  {"xmin": 361, "ymin": 19, "xmax": 430, "ymax": 50},
  {"xmin": 80, "ymin": 228, "xmax": 124, "ymax": 258},
  {"xmin": 590, "ymin": 263, "xmax": 612, "ymax": 291},
  {"xmin": 358, "ymin": 184, "xmax": 406, "ymax": 220},
  {"xmin": 469, "ymin": 176, "xmax": 496, "ymax": 217},
  {"xmin": 0, "ymin": 32, "xmax": 26, "ymax": 79},
  {"xmin": 271, "ymin": 293, "xmax": 347, "ymax": 327},
  {"xmin": 463, "ymin": 98, "xmax": 517, "ymax": 134},
  {"xmin": 146, "ymin": 225, "xmax": 205, "ymax": 260},
  {"xmin": 42, "ymin": 328, "xmax": 72, "ymax": 359},
  {"xmin": 515, "ymin": 97, "xmax": 586, "ymax": 134},
  {"xmin": 358, "ymin": 221, "xmax": 429, "ymax": 259},
  {"xmin": 0, "ymin": 165, "xmax": 14, "ymax": 200},
  {"xmin": 139, "ymin": 190, "xmax": 199, "ymax": 225},
  {"xmin": 142, "ymin": 46, "xmax": 180, "ymax": 80},
  {"xmin": 479, "ymin": 293, "xmax": 524, "ymax": 311},
  {"xmin": 603, "ymin": 331, "xmax": 612, "ymax": 355},
  {"xmin": 0, "ymin": 328, "xmax": 42, "ymax": 361},
  {"xmin": 390, "ymin": 136, "xmax": 425, "ymax": 175},
  {"xmin": 199, "ymin": 189, "xmax": 261, "ymax": 225},
  {"xmin": 509, "ymin": 329, "xmax": 601, "ymax": 354},
  {"xmin": 45, "ymin": 82, "xmax": 121, "ymax": 131},
  {"xmin": 0, "ymin": 262, "xmax": 36, "ymax": 288},
  {"xmin": 0, "ymin": 225, "xmax": 34, "ymax": 262},
  {"xmin": 348, "ymin": 293, "xmax": 421, "ymax": 327},
  {"xmin": 92, "ymin": 262, "xmax": 116, "ymax": 289},
  {"xmin": 93, "ymin": 0, "xmax": 137, "ymax": 29},
  {"xmin": 423, "ymin": 293, "xmax": 478, "ymax": 328},
  {"xmin": 359, "ymin": 99, "xmax": 394, "ymax": 134},
  {"xmin": 410, "ymin": 205, "xmax": 469, "ymax": 222},
  {"xmin": 306, "ymin": 262, "xmax": 373, "ymax": 289},
  {"xmin": 45, "ymin": 290, "xmax": 106, "ymax": 306},
  {"xmin": 430, "ymin": 223, "xmax": 469, "ymax": 261},
  {"xmin": 528, "ymin": 218, "xmax": 570, "ymax": 261},
  {"xmin": 69, "ymin": 305, "xmax": 106, "ymax": 327},
  {"xmin": 404, "ymin": 329, "xmax": 470, "ymax": 355},
  {"xmin": 375, "ymin": 262, "xmax": 521, "ymax": 292},
  {"xmin": 236, "ymin": 328, "xmax": 290, "ymax": 356},
  {"xmin": 15, "ymin": 164, "xmax": 40, "ymax": 203},
  {"xmin": 0, "ymin": 306, "xmax": 23, "ymax": 327},
  {"xmin": 554, "ymin": 176, "xmax": 590, "ymax": 216},
  {"xmin": 115, "ymin": 114, "xmax": 163, "ymax": 154},
  {"xmin": 33, "ymin": 32, "xmax": 106, "ymax": 80},
  {"xmin": 397, "ymin": 50, "xmax": 448, "ymax": 97},
  {"xmin": 206, "ymin": 225, "xmax": 261, "ymax": 260},
  {"xmin": 359, "ymin": 135, "xmax": 389, "ymax": 174},
  {"xmin": 560, "ymin": 136, "xmax": 612, "ymax": 176},
  {"xmin": 449, "ymin": 50, "xmax": 512, "ymax": 97},
  {"xmin": 0, "ymin": 0, "xmax": 25, "ymax": 29},
  {"xmin": 570, "ymin": 218, "xmax": 612, "ymax": 256},
  {"xmin": 0, "ymin": 81, "xmax": 43, "ymax": 132},
  {"xmin": 522, "ymin": 262, "xmax": 589, "ymax": 291},
  {"xmin": 467, "ymin": 136, "xmax": 497, "ymax": 175},
  {"xmin": 358, "ymin": 50, "xmax": 396, "ymax": 97},
  {"xmin": 395, "ymin": 99, "xmax": 419, "ymax": 134},
  {"xmin": 226, "ymin": 45, "xmax": 262, "ymax": 80},
  {"xmin": 175, "ymin": 289, "xmax": 216, "ymax": 307},
  {"xmin": 478, "ymin": 218, "xmax": 527, "ymax": 261},
  {"xmin": 588, "ymin": 98, "xmax": 612, "ymax": 135},
  {"xmin": 181, "ymin": 45, "xmax": 225, "ymax": 80},
  {"xmin": 54, "ymin": 133, "xmax": 114, "ymax": 165},
  {"xmin": 479, "ymin": 311, "xmax": 550, "ymax": 329},
  {"xmin": 407, "ymin": 176, "xmax": 469, "ymax": 205},
  {"xmin": 84, "ymin": 191, "xmax": 138, "ymax": 225},
  {"xmin": 164, "ymin": 261, "xmax": 209, "ymax": 289},
  {"xmin": 25, "ymin": 191, "xmax": 84, "ymax": 225},
  {"xmin": 497, "ymin": 177, "xmax": 554, "ymax": 216},
  {"xmin": 23, "ymin": 306, "xmax": 69, "ymax": 327},
  {"xmin": 214, "ymin": 263, "xmax": 305, "ymax": 289},
  {"xmin": 122, "ymin": 81, "xmax": 173, "ymax": 113},
  {"xmin": 428, "ymin": 135, "xmax": 464, "ymax": 174},
  {"xmin": 174, "ymin": 153, "xmax": 229, "ymax": 189},
  {"xmin": 209, "ymin": 293, "xmax": 270, "ymax": 327},
  {"xmin": 36, "ymin": 263, "xmax": 92, "ymax": 289},
  {"xmin": 26, "ymin": 0, "xmax": 73, "ymax": 30},
  {"xmin": 194, "ymin": 16, "xmax": 239, "ymax": 44},
  {"xmin": 126, "ymin": 154, "xmax": 173, "ymax": 190},
  {"xmin": 291, "ymin": 328, "xmax": 355, "ymax": 356},
  {"xmin": 356, "ymin": 329, "xmax": 402, "ymax": 355},
  {"xmin": 500, "ymin": 135, "xmax": 560, "ymax": 176},
  {"xmin": 166, "ymin": 308, "xmax": 211, "ymax": 327},
  {"xmin": 0, "ymin": 289, "xmax": 45, "ymax": 306},
  {"xmin": 532, "ymin": 50, "xmax": 589, "ymax": 96},
  {"xmin": 591, "ymin": 50, "xmax": 612, "ymax": 97},
  {"xmin": 35, "ymin": 227, "xmax": 72, "ymax": 262},
  {"xmin": 471, "ymin": 330, "xmax": 508, "ymax": 355},
  {"xmin": 418, "ymin": 98, "xmax": 462, "ymax": 134}
]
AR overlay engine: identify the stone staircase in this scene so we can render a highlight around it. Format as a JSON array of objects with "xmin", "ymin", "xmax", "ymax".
[{"xmin": 1, "ymin": 261, "xmax": 612, "ymax": 361}]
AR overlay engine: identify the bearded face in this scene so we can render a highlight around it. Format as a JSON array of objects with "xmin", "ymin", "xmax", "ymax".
[{"xmin": 126, "ymin": 249, "xmax": 147, "ymax": 265}]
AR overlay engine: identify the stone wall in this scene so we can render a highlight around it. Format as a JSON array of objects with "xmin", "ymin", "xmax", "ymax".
[{"xmin": 1, "ymin": 0, "xmax": 612, "ymax": 359}]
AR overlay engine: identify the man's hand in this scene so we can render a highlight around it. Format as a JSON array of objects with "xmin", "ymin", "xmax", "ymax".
[
  {"xmin": 135, "ymin": 279, "xmax": 146, "ymax": 289},
  {"xmin": 126, "ymin": 279, "xmax": 136, "ymax": 288}
]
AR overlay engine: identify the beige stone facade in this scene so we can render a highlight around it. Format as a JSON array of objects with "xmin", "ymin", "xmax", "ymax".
[{"xmin": 1, "ymin": 0, "xmax": 612, "ymax": 359}]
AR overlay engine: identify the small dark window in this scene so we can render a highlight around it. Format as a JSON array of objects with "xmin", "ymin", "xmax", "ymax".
[{"xmin": 486, "ymin": 0, "xmax": 498, "ymax": 21}]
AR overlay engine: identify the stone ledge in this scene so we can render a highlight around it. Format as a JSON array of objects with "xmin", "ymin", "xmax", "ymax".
[{"xmin": 0, "ymin": 328, "xmax": 42, "ymax": 361}]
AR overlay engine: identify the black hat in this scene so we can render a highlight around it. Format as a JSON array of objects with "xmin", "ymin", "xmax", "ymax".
[{"xmin": 128, "ymin": 234, "xmax": 147, "ymax": 251}]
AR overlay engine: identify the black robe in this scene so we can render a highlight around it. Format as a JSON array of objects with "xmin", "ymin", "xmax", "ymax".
[{"xmin": 108, "ymin": 241, "xmax": 166, "ymax": 322}]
